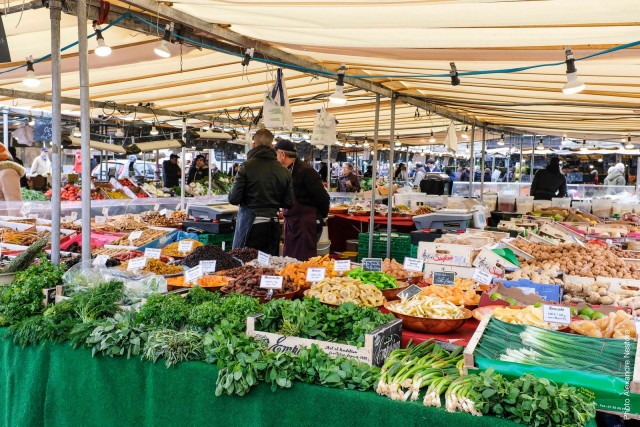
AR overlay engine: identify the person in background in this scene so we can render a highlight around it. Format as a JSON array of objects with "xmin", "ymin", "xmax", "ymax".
[
  {"xmin": 8, "ymin": 147, "xmax": 28, "ymax": 188},
  {"xmin": 318, "ymin": 162, "xmax": 328, "ymax": 181},
  {"xmin": 186, "ymin": 154, "xmax": 209, "ymax": 184},
  {"xmin": 491, "ymin": 168, "xmax": 502, "ymax": 182},
  {"xmin": 473, "ymin": 166, "xmax": 481, "ymax": 181},
  {"xmin": 363, "ymin": 165, "xmax": 373, "ymax": 178},
  {"xmin": 426, "ymin": 158, "xmax": 440, "ymax": 172},
  {"xmin": 561, "ymin": 164, "xmax": 571, "ymax": 176},
  {"xmin": 228, "ymin": 163, "xmax": 239, "ymax": 177},
  {"xmin": 73, "ymin": 150, "xmax": 82, "ymax": 174},
  {"xmin": 275, "ymin": 139, "xmax": 330, "ymax": 260},
  {"xmin": 0, "ymin": 144, "xmax": 25, "ymax": 203},
  {"xmin": 119, "ymin": 155, "xmax": 137, "ymax": 179},
  {"xmin": 604, "ymin": 163, "xmax": 626, "ymax": 186},
  {"xmin": 394, "ymin": 163, "xmax": 407, "ymax": 181},
  {"xmin": 29, "ymin": 147, "xmax": 51, "ymax": 177},
  {"xmin": 445, "ymin": 167, "xmax": 456, "ymax": 182},
  {"xmin": 529, "ymin": 157, "xmax": 567, "ymax": 200},
  {"xmin": 228, "ymin": 128, "xmax": 293, "ymax": 255},
  {"xmin": 459, "ymin": 166, "xmax": 470, "ymax": 182},
  {"xmin": 483, "ymin": 167, "xmax": 492, "ymax": 182},
  {"xmin": 337, "ymin": 163, "xmax": 360, "ymax": 192},
  {"xmin": 162, "ymin": 153, "xmax": 181, "ymax": 188},
  {"xmin": 591, "ymin": 169, "xmax": 600, "ymax": 185},
  {"xmin": 413, "ymin": 162, "xmax": 426, "ymax": 187}
]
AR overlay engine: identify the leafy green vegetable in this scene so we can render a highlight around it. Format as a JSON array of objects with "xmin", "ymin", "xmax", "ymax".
[
  {"xmin": 135, "ymin": 293, "xmax": 191, "ymax": 329},
  {"xmin": 143, "ymin": 329, "xmax": 205, "ymax": 368},
  {"xmin": 21, "ymin": 188, "xmax": 48, "ymax": 201},
  {"xmin": 87, "ymin": 310, "xmax": 148, "ymax": 358},
  {"xmin": 71, "ymin": 280, "xmax": 124, "ymax": 323},
  {"xmin": 346, "ymin": 268, "xmax": 398, "ymax": 290}
]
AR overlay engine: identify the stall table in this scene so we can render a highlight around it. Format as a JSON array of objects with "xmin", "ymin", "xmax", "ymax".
[{"xmin": 328, "ymin": 214, "xmax": 415, "ymax": 252}]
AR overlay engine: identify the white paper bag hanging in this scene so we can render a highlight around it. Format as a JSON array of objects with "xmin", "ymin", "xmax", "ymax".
[
  {"xmin": 262, "ymin": 68, "xmax": 294, "ymax": 131},
  {"xmin": 443, "ymin": 121, "xmax": 459, "ymax": 153},
  {"xmin": 311, "ymin": 108, "xmax": 337, "ymax": 147}
]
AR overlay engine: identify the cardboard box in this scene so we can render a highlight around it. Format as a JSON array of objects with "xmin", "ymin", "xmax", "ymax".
[
  {"xmin": 417, "ymin": 242, "xmax": 474, "ymax": 267},
  {"xmin": 538, "ymin": 224, "xmax": 574, "ymax": 243},
  {"xmin": 472, "ymin": 248, "xmax": 518, "ymax": 277},
  {"xmin": 500, "ymin": 237, "xmax": 534, "ymax": 262},
  {"xmin": 493, "ymin": 278, "xmax": 563, "ymax": 303},
  {"xmin": 423, "ymin": 264, "xmax": 477, "ymax": 280},
  {"xmin": 527, "ymin": 233, "xmax": 559, "ymax": 246}
]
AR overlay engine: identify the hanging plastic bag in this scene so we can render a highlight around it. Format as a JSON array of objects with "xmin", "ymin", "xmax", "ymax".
[
  {"xmin": 311, "ymin": 108, "xmax": 337, "ymax": 148},
  {"xmin": 262, "ymin": 68, "xmax": 294, "ymax": 131}
]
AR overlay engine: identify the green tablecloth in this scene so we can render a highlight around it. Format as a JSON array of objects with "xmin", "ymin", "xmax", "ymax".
[{"xmin": 0, "ymin": 328, "xmax": 528, "ymax": 426}]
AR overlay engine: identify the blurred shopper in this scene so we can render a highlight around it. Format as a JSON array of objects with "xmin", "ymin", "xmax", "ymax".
[
  {"xmin": 162, "ymin": 154, "xmax": 181, "ymax": 188},
  {"xmin": 426, "ymin": 158, "xmax": 440, "ymax": 172},
  {"xmin": 604, "ymin": 163, "xmax": 626, "ymax": 186},
  {"xmin": 591, "ymin": 170, "xmax": 600, "ymax": 185},
  {"xmin": 0, "ymin": 145, "xmax": 24, "ymax": 202},
  {"xmin": 459, "ymin": 166, "xmax": 470, "ymax": 182},
  {"xmin": 275, "ymin": 139, "xmax": 330, "ymax": 260},
  {"xmin": 29, "ymin": 147, "xmax": 51, "ymax": 177},
  {"xmin": 394, "ymin": 163, "xmax": 407, "ymax": 181},
  {"xmin": 413, "ymin": 162, "xmax": 427, "ymax": 187},
  {"xmin": 187, "ymin": 154, "xmax": 209, "ymax": 184},
  {"xmin": 8, "ymin": 147, "xmax": 28, "ymax": 188},
  {"xmin": 229, "ymin": 129, "xmax": 293, "ymax": 255},
  {"xmin": 337, "ymin": 163, "xmax": 360, "ymax": 192},
  {"xmin": 529, "ymin": 157, "xmax": 567, "ymax": 200},
  {"xmin": 318, "ymin": 162, "xmax": 328, "ymax": 181}
]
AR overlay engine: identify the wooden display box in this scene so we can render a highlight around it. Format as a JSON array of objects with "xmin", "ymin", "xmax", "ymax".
[
  {"xmin": 417, "ymin": 242, "xmax": 475, "ymax": 267},
  {"xmin": 246, "ymin": 314, "xmax": 402, "ymax": 366}
]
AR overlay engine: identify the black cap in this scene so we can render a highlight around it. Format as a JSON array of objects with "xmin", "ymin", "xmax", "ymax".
[
  {"xmin": 170, "ymin": 154, "xmax": 179, "ymax": 159},
  {"xmin": 274, "ymin": 139, "xmax": 296, "ymax": 153}
]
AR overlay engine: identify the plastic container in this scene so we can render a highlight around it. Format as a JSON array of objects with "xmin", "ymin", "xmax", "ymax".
[
  {"xmin": 482, "ymin": 194, "xmax": 498, "ymax": 211},
  {"xmin": 571, "ymin": 200, "xmax": 592, "ymax": 214},
  {"xmin": 612, "ymin": 203, "xmax": 634, "ymax": 216},
  {"xmin": 497, "ymin": 195, "xmax": 516, "ymax": 212},
  {"xmin": 591, "ymin": 199, "xmax": 613, "ymax": 218},
  {"xmin": 516, "ymin": 196, "xmax": 534, "ymax": 214},
  {"xmin": 533, "ymin": 200, "xmax": 552, "ymax": 211},
  {"xmin": 551, "ymin": 198, "xmax": 572, "ymax": 209},
  {"xmin": 317, "ymin": 240, "xmax": 331, "ymax": 256}
]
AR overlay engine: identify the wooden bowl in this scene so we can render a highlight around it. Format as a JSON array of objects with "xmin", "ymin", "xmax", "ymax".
[
  {"xmin": 380, "ymin": 282, "xmax": 410, "ymax": 301},
  {"xmin": 303, "ymin": 290, "xmax": 385, "ymax": 308},
  {"xmin": 385, "ymin": 301, "xmax": 472, "ymax": 334},
  {"xmin": 329, "ymin": 207, "xmax": 349, "ymax": 214}
]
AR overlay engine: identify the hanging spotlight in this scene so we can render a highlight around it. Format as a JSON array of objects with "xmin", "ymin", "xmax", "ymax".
[
  {"xmin": 561, "ymin": 137, "xmax": 567, "ymax": 145},
  {"xmin": 363, "ymin": 136, "xmax": 370, "ymax": 148},
  {"xmin": 114, "ymin": 127, "xmax": 125, "ymax": 138},
  {"xmin": 72, "ymin": 126, "xmax": 81, "ymax": 137},
  {"xmin": 498, "ymin": 133, "xmax": 505, "ymax": 146},
  {"xmin": 93, "ymin": 23, "xmax": 112, "ymax": 57},
  {"xmin": 537, "ymin": 136, "xmax": 545, "ymax": 150},
  {"xmin": 562, "ymin": 47, "xmax": 585, "ymax": 95},
  {"xmin": 625, "ymin": 135, "xmax": 634, "ymax": 149},
  {"xmin": 149, "ymin": 121, "xmax": 159, "ymax": 136},
  {"xmin": 449, "ymin": 62, "xmax": 460, "ymax": 86},
  {"xmin": 328, "ymin": 64, "xmax": 348, "ymax": 106},
  {"xmin": 395, "ymin": 135, "xmax": 401, "ymax": 147},
  {"xmin": 429, "ymin": 130, "xmax": 436, "ymax": 143},
  {"xmin": 241, "ymin": 48, "xmax": 254, "ymax": 67},
  {"xmin": 22, "ymin": 56, "xmax": 40, "ymax": 88},
  {"xmin": 598, "ymin": 158, "xmax": 603, "ymax": 162},
  {"xmin": 461, "ymin": 126, "xmax": 469, "ymax": 140},
  {"xmin": 580, "ymin": 139, "xmax": 588, "ymax": 152},
  {"xmin": 154, "ymin": 23, "xmax": 174, "ymax": 58}
]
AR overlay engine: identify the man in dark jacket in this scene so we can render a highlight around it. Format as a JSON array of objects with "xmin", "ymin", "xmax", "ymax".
[
  {"xmin": 275, "ymin": 139, "xmax": 330, "ymax": 260},
  {"xmin": 529, "ymin": 157, "xmax": 568, "ymax": 200},
  {"xmin": 229, "ymin": 129, "xmax": 293, "ymax": 255},
  {"xmin": 162, "ymin": 154, "xmax": 181, "ymax": 188},
  {"xmin": 186, "ymin": 154, "xmax": 209, "ymax": 184}
]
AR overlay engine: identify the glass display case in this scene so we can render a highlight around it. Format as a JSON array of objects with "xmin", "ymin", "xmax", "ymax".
[{"xmin": 451, "ymin": 182, "xmax": 637, "ymax": 200}]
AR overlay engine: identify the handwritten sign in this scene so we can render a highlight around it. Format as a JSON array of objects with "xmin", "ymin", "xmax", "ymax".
[
  {"xmin": 128, "ymin": 230, "xmax": 143, "ymax": 242},
  {"xmin": 306, "ymin": 268, "xmax": 326, "ymax": 283},
  {"xmin": 176, "ymin": 203, "xmax": 181, "ymax": 211},
  {"xmin": 184, "ymin": 265, "xmax": 203, "ymax": 284},
  {"xmin": 70, "ymin": 211, "xmax": 78, "ymax": 220},
  {"xmin": 127, "ymin": 257, "xmax": 147, "ymax": 271},
  {"xmin": 362, "ymin": 258, "xmax": 383, "ymax": 272},
  {"xmin": 397, "ymin": 284, "xmax": 422, "ymax": 300},
  {"xmin": 200, "ymin": 260, "xmax": 217, "ymax": 274},
  {"xmin": 102, "ymin": 207, "xmax": 109, "ymax": 217},
  {"xmin": 334, "ymin": 260, "xmax": 351, "ymax": 272},
  {"xmin": 92, "ymin": 255, "xmax": 109, "ymax": 267},
  {"xmin": 403, "ymin": 257, "xmax": 424, "ymax": 273},
  {"xmin": 260, "ymin": 275, "xmax": 283, "ymax": 289},
  {"xmin": 178, "ymin": 240, "xmax": 194, "ymax": 253},
  {"xmin": 258, "ymin": 251, "xmax": 270, "ymax": 266},
  {"xmin": 95, "ymin": 216, "xmax": 107, "ymax": 224},
  {"xmin": 144, "ymin": 248, "xmax": 162, "ymax": 259},
  {"xmin": 153, "ymin": 204, "xmax": 160, "ymax": 211},
  {"xmin": 542, "ymin": 305, "xmax": 571, "ymax": 325},
  {"xmin": 432, "ymin": 271, "xmax": 456, "ymax": 286},
  {"xmin": 473, "ymin": 269, "xmax": 494, "ymax": 286},
  {"xmin": 222, "ymin": 241, "xmax": 226, "ymax": 251}
]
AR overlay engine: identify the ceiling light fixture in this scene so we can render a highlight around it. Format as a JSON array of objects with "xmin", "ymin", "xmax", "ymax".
[
  {"xmin": 329, "ymin": 64, "xmax": 348, "ymax": 106},
  {"xmin": 395, "ymin": 135, "xmax": 401, "ymax": 147},
  {"xmin": 93, "ymin": 23, "xmax": 111, "ymax": 57},
  {"xmin": 598, "ymin": 158, "xmax": 603, "ymax": 162},
  {"xmin": 580, "ymin": 139, "xmax": 587, "ymax": 152},
  {"xmin": 498, "ymin": 133, "xmax": 505, "ymax": 146},
  {"xmin": 449, "ymin": 62, "xmax": 460, "ymax": 86},
  {"xmin": 537, "ymin": 137, "xmax": 545, "ymax": 150},
  {"xmin": 241, "ymin": 48, "xmax": 254, "ymax": 67},
  {"xmin": 149, "ymin": 121, "xmax": 159, "ymax": 136},
  {"xmin": 461, "ymin": 126, "xmax": 469, "ymax": 140},
  {"xmin": 363, "ymin": 136, "xmax": 369, "ymax": 148},
  {"xmin": 562, "ymin": 47, "xmax": 585, "ymax": 95},
  {"xmin": 625, "ymin": 135, "xmax": 634, "ymax": 149},
  {"xmin": 429, "ymin": 130, "xmax": 436, "ymax": 143},
  {"xmin": 154, "ymin": 23, "xmax": 174, "ymax": 58},
  {"xmin": 22, "ymin": 56, "xmax": 40, "ymax": 87}
]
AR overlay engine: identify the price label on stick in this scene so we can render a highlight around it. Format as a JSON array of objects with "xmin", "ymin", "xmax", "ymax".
[
  {"xmin": 260, "ymin": 275, "xmax": 283, "ymax": 290},
  {"xmin": 403, "ymin": 257, "xmax": 424, "ymax": 273},
  {"xmin": 153, "ymin": 204, "xmax": 160, "ymax": 212},
  {"xmin": 184, "ymin": 265, "xmax": 204, "ymax": 285},
  {"xmin": 127, "ymin": 257, "xmax": 147, "ymax": 271},
  {"xmin": 176, "ymin": 203, "xmax": 181, "ymax": 211},
  {"xmin": 432, "ymin": 271, "xmax": 456, "ymax": 286},
  {"xmin": 200, "ymin": 260, "xmax": 217, "ymax": 274},
  {"xmin": 473, "ymin": 269, "xmax": 494, "ymax": 286},
  {"xmin": 128, "ymin": 230, "xmax": 143, "ymax": 242},
  {"xmin": 28, "ymin": 214, "xmax": 39, "ymax": 220},
  {"xmin": 542, "ymin": 305, "xmax": 571, "ymax": 325},
  {"xmin": 334, "ymin": 260, "xmax": 351, "ymax": 272},
  {"xmin": 221, "ymin": 241, "xmax": 226, "ymax": 251},
  {"xmin": 362, "ymin": 258, "xmax": 383, "ymax": 272},
  {"xmin": 306, "ymin": 268, "xmax": 326, "ymax": 283},
  {"xmin": 95, "ymin": 216, "xmax": 107, "ymax": 224},
  {"xmin": 93, "ymin": 255, "xmax": 109, "ymax": 267},
  {"xmin": 397, "ymin": 284, "xmax": 423, "ymax": 300},
  {"xmin": 144, "ymin": 248, "xmax": 162, "ymax": 259},
  {"xmin": 102, "ymin": 207, "xmax": 109, "ymax": 217},
  {"xmin": 635, "ymin": 317, "xmax": 640, "ymax": 336},
  {"xmin": 258, "ymin": 251, "xmax": 270, "ymax": 266},
  {"xmin": 70, "ymin": 211, "xmax": 78, "ymax": 221},
  {"xmin": 178, "ymin": 240, "xmax": 194, "ymax": 253}
]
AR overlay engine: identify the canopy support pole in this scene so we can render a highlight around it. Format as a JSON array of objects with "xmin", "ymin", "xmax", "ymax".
[
  {"xmin": 180, "ymin": 119, "xmax": 187, "ymax": 210},
  {"xmin": 208, "ymin": 149, "xmax": 213, "ymax": 195},
  {"xmin": 531, "ymin": 135, "xmax": 536, "ymax": 182},
  {"xmin": 50, "ymin": 0, "xmax": 62, "ymax": 264},
  {"xmin": 77, "ymin": 0, "xmax": 91, "ymax": 267},
  {"xmin": 2, "ymin": 108, "xmax": 8, "ymax": 148},
  {"xmin": 469, "ymin": 124, "xmax": 475, "ymax": 197},
  {"xmin": 368, "ymin": 94, "xmax": 380, "ymax": 258},
  {"xmin": 387, "ymin": 94, "xmax": 396, "ymax": 259},
  {"xmin": 519, "ymin": 136, "xmax": 524, "ymax": 182},
  {"xmin": 480, "ymin": 126, "xmax": 486, "ymax": 203}
]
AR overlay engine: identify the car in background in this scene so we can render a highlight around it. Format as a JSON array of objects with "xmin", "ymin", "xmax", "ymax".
[{"xmin": 91, "ymin": 160, "xmax": 156, "ymax": 181}]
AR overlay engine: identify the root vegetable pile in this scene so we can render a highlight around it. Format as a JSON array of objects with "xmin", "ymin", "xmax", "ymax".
[{"xmin": 181, "ymin": 245, "xmax": 241, "ymax": 271}]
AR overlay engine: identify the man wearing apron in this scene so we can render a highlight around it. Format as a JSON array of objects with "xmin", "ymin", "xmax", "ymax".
[
  {"xmin": 274, "ymin": 140, "xmax": 330, "ymax": 260},
  {"xmin": 229, "ymin": 129, "xmax": 293, "ymax": 255}
]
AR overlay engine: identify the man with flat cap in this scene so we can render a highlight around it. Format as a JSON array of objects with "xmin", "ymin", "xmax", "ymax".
[{"xmin": 275, "ymin": 139, "xmax": 330, "ymax": 260}]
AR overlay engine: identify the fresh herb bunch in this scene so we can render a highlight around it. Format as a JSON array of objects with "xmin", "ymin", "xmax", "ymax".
[
  {"xmin": 72, "ymin": 280, "xmax": 125, "ymax": 323},
  {"xmin": 143, "ymin": 329, "xmax": 205, "ymax": 368},
  {"xmin": 186, "ymin": 286, "xmax": 221, "ymax": 306},
  {"xmin": 135, "ymin": 293, "xmax": 191, "ymax": 329},
  {"xmin": 0, "ymin": 259, "xmax": 65, "ymax": 326},
  {"xmin": 87, "ymin": 310, "xmax": 148, "ymax": 358}
]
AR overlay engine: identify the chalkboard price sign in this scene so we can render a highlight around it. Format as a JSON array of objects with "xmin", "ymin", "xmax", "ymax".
[
  {"xmin": 397, "ymin": 284, "xmax": 423, "ymax": 300},
  {"xmin": 432, "ymin": 271, "xmax": 456, "ymax": 286},
  {"xmin": 362, "ymin": 258, "xmax": 383, "ymax": 272},
  {"xmin": 34, "ymin": 119, "xmax": 53, "ymax": 142}
]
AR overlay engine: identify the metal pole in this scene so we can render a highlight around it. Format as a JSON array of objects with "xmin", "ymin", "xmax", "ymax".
[
  {"xmin": 77, "ymin": 0, "xmax": 91, "ymax": 267},
  {"xmin": 2, "ymin": 108, "xmax": 8, "ymax": 148},
  {"xmin": 505, "ymin": 134, "xmax": 511, "ymax": 183},
  {"xmin": 480, "ymin": 126, "xmax": 486, "ymax": 203},
  {"xmin": 208, "ymin": 148, "xmax": 213, "ymax": 195},
  {"xmin": 50, "ymin": 0, "xmax": 62, "ymax": 264},
  {"xmin": 530, "ymin": 134, "xmax": 536, "ymax": 182},
  {"xmin": 519, "ymin": 136, "xmax": 524, "ymax": 182},
  {"xmin": 368, "ymin": 94, "xmax": 380, "ymax": 257},
  {"xmin": 155, "ymin": 149, "xmax": 161, "ymax": 181},
  {"xmin": 387, "ymin": 95, "xmax": 396, "ymax": 259},
  {"xmin": 469, "ymin": 124, "xmax": 475, "ymax": 197},
  {"xmin": 180, "ymin": 147, "xmax": 186, "ymax": 210}
]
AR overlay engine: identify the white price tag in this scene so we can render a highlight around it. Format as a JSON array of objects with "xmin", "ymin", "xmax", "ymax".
[
  {"xmin": 260, "ymin": 275, "xmax": 283, "ymax": 289},
  {"xmin": 200, "ymin": 260, "xmax": 217, "ymax": 274},
  {"xmin": 127, "ymin": 257, "xmax": 147, "ymax": 271},
  {"xmin": 176, "ymin": 203, "xmax": 181, "ymax": 211},
  {"xmin": 258, "ymin": 251, "xmax": 270, "ymax": 266},
  {"xmin": 222, "ymin": 241, "xmax": 226, "ymax": 251},
  {"xmin": 153, "ymin": 204, "xmax": 160, "ymax": 212},
  {"xmin": 20, "ymin": 205, "xmax": 30, "ymax": 216},
  {"xmin": 178, "ymin": 240, "xmax": 194, "ymax": 253},
  {"xmin": 95, "ymin": 216, "xmax": 107, "ymax": 224},
  {"xmin": 93, "ymin": 255, "xmax": 109, "ymax": 267},
  {"xmin": 28, "ymin": 214, "xmax": 39, "ymax": 220},
  {"xmin": 70, "ymin": 211, "xmax": 78, "ymax": 220},
  {"xmin": 542, "ymin": 305, "xmax": 571, "ymax": 325},
  {"xmin": 473, "ymin": 269, "xmax": 494, "ymax": 286},
  {"xmin": 635, "ymin": 317, "xmax": 640, "ymax": 336},
  {"xmin": 165, "ymin": 209, "xmax": 172, "ymax": 219},
  {"xmin": 306, "ymin": 268, "xmax": 326, "ymax": 283},
  {"xmin": 334, "ymin": 260, "xmax": 351, "ymax": 272},
  {"xmin": 184, "ymin": 265, "xmax": 204, "ymax": 284},
  {"xmin": 403, "ymin": 257, "xmax": 424, "ymax": 273},
  {"xmin": 102, "ymin": 207, "xmax": 109, "ymax": 217},
  {"xmin": 128, "ymin": 230, "xmax": 143, "ymax": 242},
  {"xmin": 144, "ymin": 248, "xmax": 162, "ymax": 259},
  {"xmin": 62, "ymin": 216, "xmax": 73, "ymax": 223}
]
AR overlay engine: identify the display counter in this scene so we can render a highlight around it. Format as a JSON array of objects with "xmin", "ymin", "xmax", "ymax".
[
  {"xmin": 0, "ymin": 328, "xmax": 524, "ymax": 427},
  {"xmin": 452, "ymin": 182, "xmax": 637, "ymax": 199}
]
